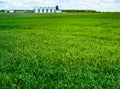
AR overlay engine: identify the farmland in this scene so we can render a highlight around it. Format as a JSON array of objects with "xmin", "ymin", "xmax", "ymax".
[{"xmin": 0, "ymin": 13, "xmax": 120, "ymax": 89}]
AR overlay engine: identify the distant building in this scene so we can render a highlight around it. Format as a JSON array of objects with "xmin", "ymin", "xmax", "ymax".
[
  {"xmin": 9, "ymin": 10, "xmax": 14, "ymax": 13},
  {"xmin": 34, "ymin": 5, "xmax": 61, "ymax": 13},
  {"xmin": 3, "ymin": 10, "xmax": 15, "ymax": 13},
  {"xmin": 0, "ymin": 5, "xmax": 62, "ymax": 13},
  {"xmin": 1, "ymin": 10, "xmax": 33, "ymax": 13}
]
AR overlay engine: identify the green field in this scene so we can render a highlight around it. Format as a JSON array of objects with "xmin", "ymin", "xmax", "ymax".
[{"xmin": 0, "ymin": 13, "xmax": 120, "ymax": 89}]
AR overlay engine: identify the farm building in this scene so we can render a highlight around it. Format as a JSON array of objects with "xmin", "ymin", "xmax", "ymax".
[
  {"xmin": 34, "ymin": 5, "xmax": 61, "ymax": 13},
  {"xmin": 2, "ymin": 10, "xmax": 15, "ymax": 13},
  {"xmin": 0, "ymin": 6, "xmax": 61, "ymax": 13}
]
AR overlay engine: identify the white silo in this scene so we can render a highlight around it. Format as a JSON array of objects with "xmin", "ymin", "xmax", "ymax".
[{"xmin": 34, "ymin": 8, "xmax": 38, "ymax": 13}]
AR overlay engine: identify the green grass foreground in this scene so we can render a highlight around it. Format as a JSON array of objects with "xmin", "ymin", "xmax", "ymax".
[{"xmin": 0, "ymin": 13, "xmax": 120, "ymax": 89}]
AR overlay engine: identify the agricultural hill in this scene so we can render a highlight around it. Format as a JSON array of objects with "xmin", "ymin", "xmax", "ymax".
[{"xmin": 0, "ymin": 13, "xmax": 120, "ymax": 88}]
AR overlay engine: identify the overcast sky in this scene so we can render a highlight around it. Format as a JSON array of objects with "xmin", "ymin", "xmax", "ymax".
[{"xmin": 0, "ymin": 0, "xmax": 120, "ymax": 12}]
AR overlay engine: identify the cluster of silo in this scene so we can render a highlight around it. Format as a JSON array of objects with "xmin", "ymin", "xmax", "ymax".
[
  {"xmin": 35, "ymin": 7, "xmax": 56, "ymax": 13},
  {"xmin": 34, "ymin": 5, "xmax": 61, "ymax": 13}
]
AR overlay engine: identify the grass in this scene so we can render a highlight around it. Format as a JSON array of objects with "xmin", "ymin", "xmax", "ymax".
[{"xmin": 0, "ymin": 13, "xmax": 120, "ymax": 89}]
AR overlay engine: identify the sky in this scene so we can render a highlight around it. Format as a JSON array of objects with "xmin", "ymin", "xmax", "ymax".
[{"xmin": 0, "ymin": 0, "xmax": 120, "ymax": 12}]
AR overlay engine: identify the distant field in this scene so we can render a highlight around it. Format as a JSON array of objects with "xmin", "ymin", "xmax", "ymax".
[{"xmin": 0, "ymin": 13, "xmax": 120, "ymax": 89}]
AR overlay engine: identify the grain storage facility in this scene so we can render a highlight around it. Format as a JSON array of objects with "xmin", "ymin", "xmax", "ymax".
[{"xmin": 34, "ymin": 5, "xmax": 61, "ymax": 13}]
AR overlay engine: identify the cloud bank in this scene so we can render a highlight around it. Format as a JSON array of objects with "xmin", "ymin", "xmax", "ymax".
[{"xmin": 0, "ymin": 0, "xmax": 120, "ymax": 11}]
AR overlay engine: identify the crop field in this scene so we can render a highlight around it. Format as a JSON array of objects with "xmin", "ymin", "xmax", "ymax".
[{"xmin": 0, "ymin": 13, "xmax": 120, "ymax": 89}]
